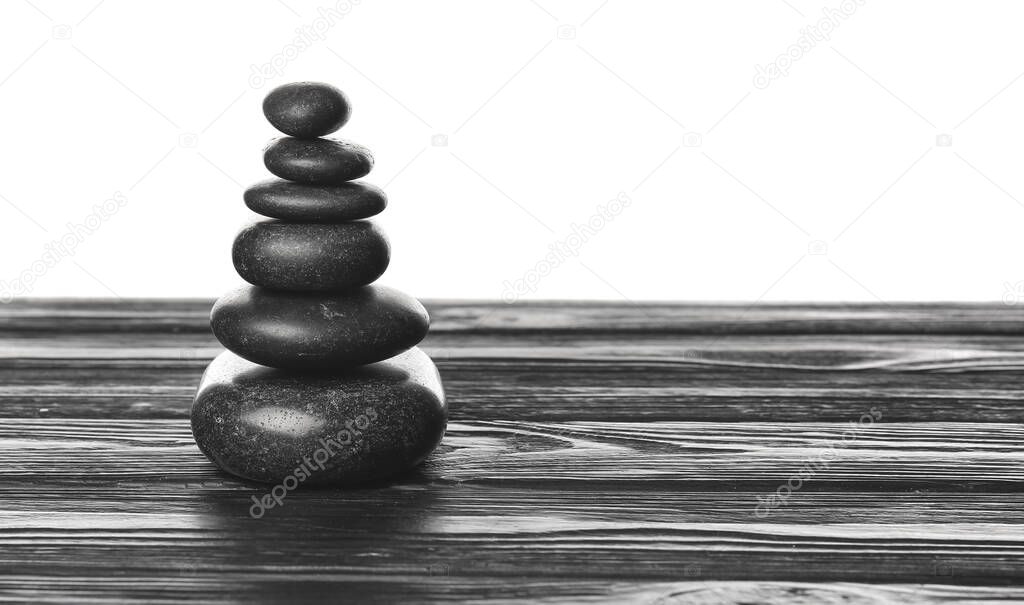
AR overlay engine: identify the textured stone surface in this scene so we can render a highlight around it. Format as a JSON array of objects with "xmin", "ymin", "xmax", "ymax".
[
  {"xmin": 211, "ymin": 284, "xmax": 429, "ymax": 369},
  {"xmin": 264, "ymin": 137, "xmax": 373, "ymax": 185},
  {"xmin": 233, "ymin": 220, "xmax": 390, "ymax": 291},
  {"xmin": 191, "ymin": 347, "xmax": 446, "ymax": 486},
  {"xmin": 244, "ymin": 179, "xmax": 386, "ymax": 222},
  {"xmin": 263, "ymin": 81, "xmax": 351, "ymax": 138}
]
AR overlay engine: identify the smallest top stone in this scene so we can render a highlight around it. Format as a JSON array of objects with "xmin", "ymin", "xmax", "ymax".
[{"xmin": 263, "ymin": 82, "xmax": 351, "ymax": 138}]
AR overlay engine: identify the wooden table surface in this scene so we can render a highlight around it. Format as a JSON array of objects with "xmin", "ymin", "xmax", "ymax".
[{"xmin": 2, "ymin": 300, "xmax": 1023, "ymax": 603}]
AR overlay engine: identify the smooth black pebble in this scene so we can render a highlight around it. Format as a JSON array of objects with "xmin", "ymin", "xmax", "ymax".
[
  {"xmin": 264, "ymin": 137, "xmax": 373, "ymax": 185},
  {"xmin": 244, "ymin": 179, "xmax": 386, "ymax": 222},
  {"xmin": 233, "ymin": 220, "xmax": 390, "ymax": 291},
  {"xmin": 263, "ymin": 81, "xmax": 351, "ymax": 138},
  {"xmin": 211, "ymin": 284, "xmax": 429, "ymax": 370},
  {"xmin": 191, "ymin": 347, "xmax": 447, "ymax": 486}
]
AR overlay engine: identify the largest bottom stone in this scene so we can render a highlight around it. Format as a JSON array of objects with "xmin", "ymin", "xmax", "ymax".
[{"xmin": 191, "ymin": 347, "xmax": 446, "ymax": 485}]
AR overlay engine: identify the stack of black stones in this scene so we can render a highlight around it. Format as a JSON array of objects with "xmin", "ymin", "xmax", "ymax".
[{"xmin": 191, "ymin": 82, "xmax": 447, "ymax": 486}]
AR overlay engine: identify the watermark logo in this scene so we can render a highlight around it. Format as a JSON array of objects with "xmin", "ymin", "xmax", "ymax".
[
  {"xmin": 52, "ymin": 24, "xmax": 72, "ymax": 40},
  {"xmin": 556, "ymin": 24, "xmax": 576, "ymax": 40},
  {"xmin": 425, "ymin": 563, "xmax": 452, "ymax": 576},
  {"xmin": 754, "ymin": 407, "xmax": 882, "ymax": 518},
  {"xmin": 502, "ymin": 192, "xmax": 632, "ymax": 302},
  {"xmin": 753, "ymin": 0, "xmax": 866, "ymax": 90},
  {"xmin": 1002, "ymin": 281, "xmax": 1024, "ymax": 305},
  {"xmin": 0, "ymin": 191, "xmax": 128, "ymax": 303},
  {"xmin": 178, "ymin": 132, "xmax": 199, "ymax": 148},
  {"xmin": 248, "ymin": 0, "xmax": 363, "ymax": 89},
  {"xmin": 249, "ymin": 407, "xmax": 378, "ymax": 518},
  {"xmin": 933, "ymin": 560, "xmax": 955, "ymax": 577}
]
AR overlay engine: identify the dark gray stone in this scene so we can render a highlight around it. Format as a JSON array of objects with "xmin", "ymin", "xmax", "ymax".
[
  {"xmin": 190, "ymin": 347, "xmax": 447, "ymax": 487},
  {"xmin": 263, "ymin": 82, "xmax": 351, "ymax": 138},
  {"xmin": 233, "ymin": 220, "xmax": 390, "ymax": 291},
  {"xmin": 244, "ymin": 179, "xmax": 386, "ymax": 222},
  {"xmin": 211, "ymin": 284, "xmax": 429, "ymax": 370},
  {"xmin": 264, "ymin": 137, "xmax": 373, "ymax": 185}
]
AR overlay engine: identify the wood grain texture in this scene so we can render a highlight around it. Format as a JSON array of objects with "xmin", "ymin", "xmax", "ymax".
[{"xmin": 0, "ymin": 300, "xmax": 1022, "ymax": 603}]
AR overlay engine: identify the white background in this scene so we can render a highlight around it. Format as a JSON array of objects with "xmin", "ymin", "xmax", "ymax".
[{"xmin": 2, "ymin": 0, "xmax": 1023, "ymax": 302}]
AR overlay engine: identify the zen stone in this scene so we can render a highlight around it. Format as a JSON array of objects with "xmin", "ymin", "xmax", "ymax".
[
  {"xmin": 211, "ymin": 284, "xmax": 429, "ymax": 369},
  {"xmin": 263, "ymin": 82, "xmax": 351, "ymax": 138},
  {"xmin": 264, "ymin": 137, "xmax": 373, "ymax": 185},
  {"xmin": 233, "ymin": 220, "xmax": 390, "ymax": 291},
  {"xmin": 191, "ymin": 347, "xmax": 447, "ymax": 487},
  {"xmin": 244, "ymin": 179, "xmax": 387, "ymax": 222}
]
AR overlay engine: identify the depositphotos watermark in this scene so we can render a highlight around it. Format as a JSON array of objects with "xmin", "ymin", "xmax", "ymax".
[
  {"xmin": 752, "ymin": 0, "xmax": 866, "ymax": 90},
  {"xmin": 754, "ymin": 406, "xmax": 882, "ymax": 518},
  {"xmin": 502, "ymin": 192, "xmax": 632, "ymax": 302},
  {"xmin": 249, "ymin": 407, "xmax": 378, "ymax": 519},
  {"xmin": 0, "ymin": 191, "xmax": 128, "ymax": 303},
  {"xmin": 248, "ymin": 0, "xmax": 362, "ymax": 89},
  {"xmin": 1002, "ymin": 281, "xmax": 1024, "ymax": 305}
]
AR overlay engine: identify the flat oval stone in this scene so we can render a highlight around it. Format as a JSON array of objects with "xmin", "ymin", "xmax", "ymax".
[
  {"xmin": 191, "ymin": 347, "xmax": 447, "ymax": 487},
  {"xmin": 264, "ymin": 137, "xmax": 373, "ymax": 185},
  {"xmin": 233, "ymin": 220, "xmax": 390, "ymax": 291},
  {"xmin": 263, "ymin": 82, "xmax": 351, "ymax": 138},
  {"xmin": 244, "ymin": 179, "xmax": 387, "ymax": 222},
  {"xmin": 211, "ymin": 285, "xmax": 429, "ymax": 369}
]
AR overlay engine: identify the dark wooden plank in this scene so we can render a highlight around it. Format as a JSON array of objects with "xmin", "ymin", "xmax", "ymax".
[
  {"xmin": 3, "ymin": 331, "xmax": 1024, "ymax": 422},
  {"xmin": 2, "ymin": 298, "xmax": 1024, "ymax": 334},
  {"xmin": 3, "ymin": 419, "xmax": 1024, "ymax": 484},
  {"xmin": 1, "ymin": 300, "xmax": 1023, "ymax": 602},
  {"xmin": 1, "ymin": 580, "xmax": 1022, "ymax": 605},
  {"xmin": 0, "ymin": 419, "xmax": 1022, "ymax": 593}
]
